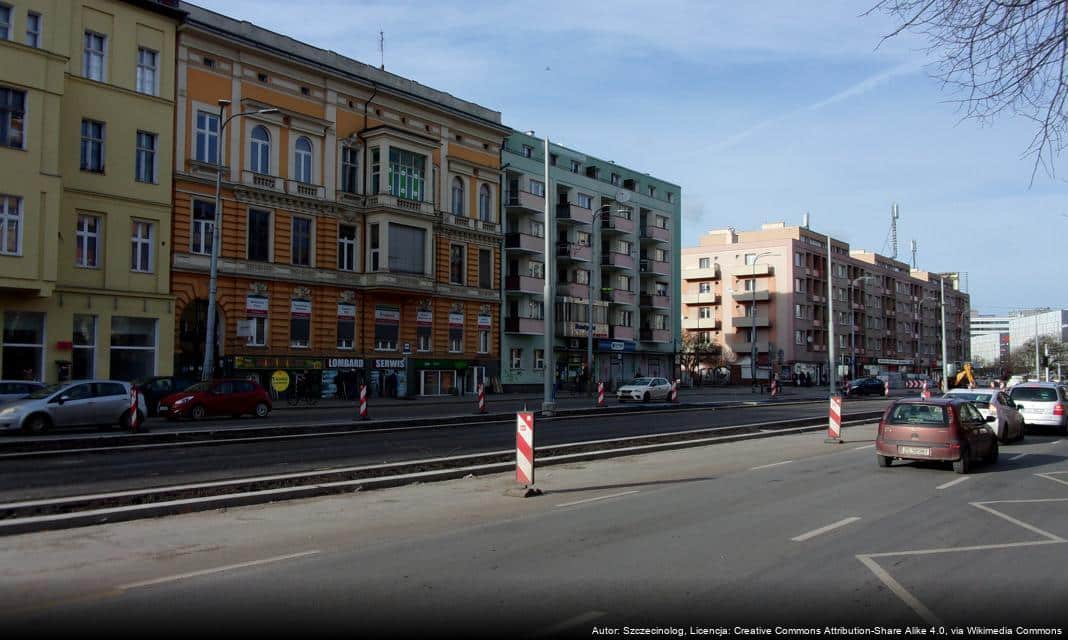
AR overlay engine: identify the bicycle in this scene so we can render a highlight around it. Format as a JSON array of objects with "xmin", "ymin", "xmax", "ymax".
[{"xmin": 286, "ymin": 374, "xmax": 320, "ymax": 406}]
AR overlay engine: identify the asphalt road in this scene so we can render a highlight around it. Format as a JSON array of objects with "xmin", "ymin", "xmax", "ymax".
[
  {"xmin": 2, "ymin": 422, "xmax": 1065, "ymax": 636},
  {"xmin": 0, "ymin": 399, "xmax": 889, "ymax": 501}
]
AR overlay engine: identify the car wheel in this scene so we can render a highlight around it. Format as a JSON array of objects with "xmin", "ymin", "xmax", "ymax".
[
  {"xmin": 643, "ymin": 392, "xmax": 650, "ymax": 403},
  {"xmin": 953, "ymin": 446, "xmax": 971, "ymax": 474},
  {"xmin": 254, "ymin": 402, "xmax": 270, "ymax": 418},
  {"xmin": 876, "ymin": 454, "xmax": 892, "ymax": 468},
  {"xmin": 1060, "ymin": 422, "xmax": 1068, "ymax": 437},
  {"xmin": 987, "ymin": 439, "xmax": 999, "ymax": 465},
  {"xmin": 24, "ymin": 414, "xmax": 51, "ymax": 435},
  {"xmin": 189, "ymin": 404, "xmax": 207, "ymax": 421}
]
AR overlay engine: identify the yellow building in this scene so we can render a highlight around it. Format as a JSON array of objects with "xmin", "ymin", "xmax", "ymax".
[{"xmin": 0, "ymin": 0, "xmax": 182, "ymax": 383}]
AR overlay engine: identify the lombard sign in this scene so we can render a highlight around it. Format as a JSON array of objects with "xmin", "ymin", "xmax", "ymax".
[{"xmin": 326, "ymin": 357, "xmax": 364, "ymax": 369}]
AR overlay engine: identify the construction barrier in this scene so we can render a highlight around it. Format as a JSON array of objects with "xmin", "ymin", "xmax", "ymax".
[
  {"xmin": 884, "ymin": 380, "xmax": 889, "ymax": 397},
  {"xmin": 921, "ymin": 380, "xmax": 931, "ymax": 400},
  {"xmin": 129, "ymin": 387, "xmax": 140, "ymax": 431},
  {"xmin": 770, "ymin": 379, "xmax": 779, "ymax": 398},
  {"xmin": 826, "ymin": 395, "xmax": 843, "ymax": 443},
  {"xmin": 358, "ymin": 384, "xmax": 368, "ymax": 420},
  {"xmin": 516, "ymin": 411, "xmax": 535, "ymax": 486},
  {"xmin": 477, "ymin": 384, "xmax": 486, "ymax": 414},
  {"xmin": 597, "ymin": 382, "xmax": 605, "ymax": 408},
  {"xmin": 670, "ymin": 379, "xmax": 679, "ymax": 403}
]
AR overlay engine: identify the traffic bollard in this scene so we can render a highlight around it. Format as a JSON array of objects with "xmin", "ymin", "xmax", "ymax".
[
  {"xmin": 597, "ymin": 382, "xmax": 605, "ymax": 408},
  {"xmin": 358, "ymin": 384, "xmax": 369, "ymax": 420},
  {"xmin": 478, "ymin": 383, "xmax": 486, "ymax": 414}
]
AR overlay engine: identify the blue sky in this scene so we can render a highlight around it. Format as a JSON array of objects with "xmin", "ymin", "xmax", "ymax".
[{"xmin": 200, "ymin": 0, "xmax": 1067, "ymax": 314}]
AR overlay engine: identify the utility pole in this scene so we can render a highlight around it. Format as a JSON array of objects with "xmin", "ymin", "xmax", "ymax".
[
  {"xmin": 827, "ymin": 237, "xmax": 836, "ymax": 396},
  {"xmin": 940, "ymin": 277, "xmax": 949, "ymax": 392},
  {"xmin": 542, "ymin": 136, "xmax": 555, "ymax": 415}
]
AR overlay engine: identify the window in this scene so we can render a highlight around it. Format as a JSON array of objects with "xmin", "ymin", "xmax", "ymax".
[
  {"xmin": 478, "ymin": 248, "xmax": 492, "ymax": 289},
  {"xmin": 699, "ymin": 307, "xmax": 712, "ymax": 319},
  {"xmin": 80, "ymin": 120, "xmax": 105, "ymax": 172},
  {"xmin": 451, "ymin": 176, "xmax": 465, "ymax": 215},
  {"xmin": 291, "ymin": 217, "xmax": 312, "ymax": 266},
  {"xmin": 744, "ymin": 253, "xmax": 757, "ymax": 265},
  {"xmin": 341, "ymin": 146, "xmax": 358, "ymax": 193},
  {"xmin": 130, "ymin": 221, "xmax": 153, "ymax": 272},
  {"xmin": 698, "ymin": 257, "xmax": 710, "ymax": 269},
  {"xmin": 528, "ymin": 261, "xmax": 544, "ymax": 279},
  {"xmin": 510, "ymin": 348, "xmax": 522, "ymax": 369},
  {"xmin": 247, "ymin": 316, "xmax": 267, "ymax": 347},
  {"xmin": 110, "ymin": 316, "xmax": 156, "ymax": 381},
  {"xmin": 0, "ymin": 87, "xmax": 25, "ymax": 149},
  {"xmin": 478, "ymin": 184, "xmax": 492, "ymax": 222},
  {"xmin": 388, "ymin": 148, "xmax": 426, "ymax": 201},
  {"xmin": 83, "ymin": 31, "xmax": 106, "ymax": 81},
  {"xmin": 417, "ymin": 314, "xmax": 431, "ymax": 352},
  {"xmin": 521, "ymin": 144, "xmax": 532, "ymax": 158},
  {"xmin": 577, "ymin": 193, "xmax": 592, "ymax": 209},
  {"xmin": 743, "ymin": 278, "xmax": 755, "ymax": 292},
  {"xmin": 25, "ymin": 12, "xmax": 40, "ymax": 48},
  {"xmin": 795, "ymin": 304, "xmax": 803, "ymax": 319},
  {"xmin": 369, "ymin": 223, "xmax": 380, "ymax": 271},
  {"xmin": 388, "ymin": 223, "xmax": 425, "ymax": 274},
  {"xmin": 337, "ymin": 313, "xmax": 355, "ymax": 349},
  {"xmin": 294, "ymin": 136, "xmax": 312, "ymax": 183},
  {"xmin": 533, "ymin": 349, "xmax": 544, "ymax": 370},
  {"xmin": 611, "ymin": 239, "xmax": 630, "ymax": 255},
  {"xmin": 450, "ymin": 244, "xmax": 465, "ymax": 285},
  {"xmin": 648, "ymin": 185, "xmax": 656, "ymax": 197},
  {"xmin": 191, "ymin": 201, "xmax": 214, "ymax": 255},
  {"xmin": 449, "ymin": 314, "xmax": 463, "ymax": 353},
  {"xmin": 75, "ymin": 214, "xmax": 100, "ymax": 268},
  {"xmin": 610, "ymin": 173, "xmax": 620, "ymax": 186},
  {"xmin": 290, "ymin": 299, "xmax": 311, "ymax": 348},
  {"xmin": 549, "ymin": 154, "xmax": 557, "ymax": 166},
  {"xmin": 0, "ymin": 4, "xmax": 9, "ymax": 40},
  {"xmin": 370, "ymin": 147, "xmax": 380, "ymax": 193},
  {"xmin": 529, "ymin": 179, "xmax": 545, "ymax": 197},
  {"xmin": 795, "ymin": 252, "xmax": 802, "ymax": 267},
  {"xmin": 374, "ymin": 306, "xmax": 399, "ymax": 351},
  {"xmin": 794, "ymin": 278, "xmax": 804, "ymax": 293},
  {"xmin": 0, "ymin": 194, "xmax": 21, "ymax": 255},
  {"xmin": 135, "ymin": 131, "xmax": 157, "ymax": 183},
  {"xmin": 569, "ymin": 160, "xmax": 580, "ymax": 173},
  {"xmin": 667, "ymin": 192, "xmax": 674, "ymax": 204},
  {"xmin": 338, "ymin": 224, "xmax": 356, "ymax": 271},
  {"xmin": 478, "ymin": 330, "xmax": 489, "ymax": 354},
  {"xmin": 250, "ymin": 125, "xmax": 270, "ymax": 174},
  {"xmin": 795, "ymin": 330, "xmax": 804, "ymax": 346},
  {"xmin": 195, "ymin": 111, "xmax": 219, "ymax": 164},
  {"xmin": 72, "ymin": 315, "xmax": 96, "ymax": 379},
  {"xmin": 2, "ymin": 311, "xmax": 44, "ymax": 380},
  {"xmin": 616, "ymin": 310, "xmax": 632, "ymax": 327},
  {"xmin": 615, "ymin": 274, "xmax": 631, "ymax": 291},
  {"xmin": 136, "ymin": 48, "xmax": 158, "ymax": 95},
  {"xmin": 247, "ymin": 208, "xmax": 270, "ymax": 262}
]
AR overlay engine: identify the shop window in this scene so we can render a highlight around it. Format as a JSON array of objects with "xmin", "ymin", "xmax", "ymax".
[
  {"xmin": 110, "ymin": 316, "xmax": 156, "ymax": 381},
  {"xmin": 290, "ymin": 299, "xmax": 311, "ymax": 348},
  {"xmin": 72, "ymin": 314, "xmax": 96, "ymax": 379},
  {"xmin": 2, "ymin": 311, "xmax": 44, "ymax": 380}
]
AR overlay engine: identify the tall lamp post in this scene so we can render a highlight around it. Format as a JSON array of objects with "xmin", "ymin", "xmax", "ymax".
[
  {"xmin": 849, "ymin": 276, "xmax": 876, "ymax": 380},
  {"xmin": 748, "ymin": 251, "xmax": 777, "ymax": 383},
  {"xmin": 586, "ymin": 195, "xmax": 629, "ymax": 396},
  {"xmin": 542, "ymin": 135, "xmax": 555, "ymax": 415},
  {"xmin": 940, "ymin": 277, "xmax": 949, "ymax": 393},
  {"xmin": 202, "ymin": 100, "xmax": 279, "ymax": 381}
]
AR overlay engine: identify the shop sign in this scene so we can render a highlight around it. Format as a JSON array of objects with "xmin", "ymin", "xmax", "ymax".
[
  {"xmin": 877, "ymin": 358, "xmax": 913, "ymax": 365},
  {"xmin": 234, "ymin": 356, "xmax": 323, "ymax": 370},
  {"xmin": 403, "ymin": 342, "xmax": 411, "ymax": 354},
  {"xmin": 291, "ymin": 299, "xmax": 312, "ymax": 318},
  {"xmin": 416, "ymin": 310, "xmax": 433, "ymax": 326},
  {"xmin": 477, "ymin": 314, "xmax": 492, "ymax": 329},
  {"xmin": 337, "ymin": 303, "xmax": 356, "ymax": 319},
  {"xmin": 271, "ymin": 370, "xmax": 291, "ymax": 392},
  {"xmin": 246, "ymin": 295, "xmax": 269, "ymax": 317},
  {"xmin": 376, "ymin": 308, "xmax": 400, "ymax": 323},
  {"xmin": 448, "ymin": 312, "xmax": 464, "ymax": 328},
  {"xmin": 411, "ymin": 359, "xmax": 468, "ymax": 370},
  {"xmin": 326, "ymin": 357, "xmax": 364, "ymax": 369},
  {"xmin": 374, "ymin": 358, "xmax": 405, "ymax": 369},
  {"xmin": 597, "ymin": 339, "xmax": 636, "ymax": 353}
]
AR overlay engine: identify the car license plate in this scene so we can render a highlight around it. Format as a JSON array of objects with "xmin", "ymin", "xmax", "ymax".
[
  {"xmin": 899, "ymin": 446, "xmax": 930, "ymax": 456},
  {"xmin": 158, "ymin": 405, "xmax": 168, "ymax": 412}
]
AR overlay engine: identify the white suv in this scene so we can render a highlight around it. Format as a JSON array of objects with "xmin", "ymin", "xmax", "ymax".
[{"xmin": 1009, "ymin": 383, "xmax": 1067, "ymax": 435}]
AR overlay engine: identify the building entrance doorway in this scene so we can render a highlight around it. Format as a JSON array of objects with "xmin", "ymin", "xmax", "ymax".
[{"xmin": 176, "ymin": 299, "xmax": 221, "ymax": 379}]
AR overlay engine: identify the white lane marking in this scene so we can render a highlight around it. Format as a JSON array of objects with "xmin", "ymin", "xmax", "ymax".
[
  {"xmin": 1010, "ymin": 453, "xmax": 1028, "ymax": 461},
  {"xmin": 857, "ymin": 555, "xmax": 943, "ymax": 626},
  {"xmin": 534, "ymin": 611, "xmax": 607, "ymax": 637},
  {"xmin": 554, "ymin": 491, "xmax": 639, "ymax": 508},
  {"xmin": 791, "ymin": 516, "xmax": 862, "ymax": 542},
  {"xmin": 971, "ymin": 500, "xmax": 1068, "ymax": 542},
  {"xmin": 864, "ymin": 539, "xmax": 1063, "ymax": 559},
  {"xmin": 118, "ymin": 550, "xmax": 320, "ymax": 591},
  {"xmin": 936, "ymin": 477, "xmax": 970, "ymax": 490},
  {"xmin": 853, "ymin": 444, "xmax": 875, "ymax": 450},
  {"xmin": 749, "ymin": 460, "xmax": 793, "ymax": 471},
  {"xmin": 1036, "ymin": 472, "xmax": 1068, "ymax": 486}
]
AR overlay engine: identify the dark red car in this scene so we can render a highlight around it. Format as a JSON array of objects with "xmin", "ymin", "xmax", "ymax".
[
  {"xmin": 158, "ymin": 379, "xmax": 272, "ymax": 420},
  {"xmin": 876, "ymin": 398, "xmax": 998, "ymax": 474}
]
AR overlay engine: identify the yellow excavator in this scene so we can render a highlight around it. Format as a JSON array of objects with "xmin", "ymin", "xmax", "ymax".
[{"xmin": 948, "ymin": 362, "xmax": 976, "ymax": 389}]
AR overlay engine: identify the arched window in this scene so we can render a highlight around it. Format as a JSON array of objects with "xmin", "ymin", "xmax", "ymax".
[
  {"xmin": 250, "ymin": 126, "xmax": 270, "ymax": 175},
  {"xmin": 478, "ymin": 184, "xmax": 491, "ymax": 222},
  {"xmin": 294, "ymin": 137, "xmax": 313, "ymax": 184},
  {"xmin": 451, "ymin": 176, "xmax": 465, "ymax": 216}
]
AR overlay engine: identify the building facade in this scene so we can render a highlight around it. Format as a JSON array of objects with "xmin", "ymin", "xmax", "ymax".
[
  {"xmin": 969, "ymin": 312, "xmax": 1011, "ymax": 338},
  {"xmin": 500, "ymin": 132, "xmax": 681, "ymax": 392},
  {"xmin": 680, "ymin": 222, "xmax": 970, "ymax": 383},
  {"xmin": 173, "ymin": 3, "xmax": 509, "ymax": 398},
  {"xmin": 0, "ymin": 0, "xmax": 181, "ymax": 384},
  {"xmin": 1007, "ymin": 309, "xmax": 1068, "ymax": 353}
]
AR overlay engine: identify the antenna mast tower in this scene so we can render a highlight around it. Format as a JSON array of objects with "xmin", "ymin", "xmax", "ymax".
[
  {"xmin": 890, "ymin": 203, "xmax": 899, "ymax": 260},
  {"xmin": 379, "ymin": 30, "xmax": 385, "ymax": 70}
]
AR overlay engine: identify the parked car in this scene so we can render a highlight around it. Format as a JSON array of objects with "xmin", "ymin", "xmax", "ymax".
[
  {"xmin": 875, "ymin": 398, "xmax": 998, "ymax": 474},
  {"xmin": 158, "ymin": 379, "xmax": 272, "ymax": 420},
  {"xmin": 0, "ymin": 380, "xmax": 146, "ymax": 434},
  {"xmin": 845, "ymin": 377, "xmax": 886, "ymax": 397},
  {"xmin": 943, "ymin": 388, "xmax": 1025, "ymax": 443},
  {"xmin": 617, "ymin": 377, "xmax": 672, "ymax": 403},
  {"xmin": 1009, "ymin": 382, "xmax": 1068, "ymax": 435},
  {"xmin": 135, "ymin": 376, "xmax": 195, "ymax": 416},
  {"xmin": 0, "ymin": 380, "xmax": 47, "ymax": 406}
]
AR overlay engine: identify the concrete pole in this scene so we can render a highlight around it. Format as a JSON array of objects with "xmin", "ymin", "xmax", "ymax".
[
  {"xmin": 201, "ymin": 100, "xmax": 228, "ymax": 382},
  {"xmin": 1035, "ymin": 315, "xmax": 1040, "ymax": 380},
  {"xmin": 827, "ymin": 239, "xmax": 836, "ymax": 396},
  {"xmin": 849, "ymin": 283, "xmax": 855, "ymax": 381},
  {"xmin": 750, "ymin": 259, "xmax": 757, "ymax": 383},
  {"xmin": 940, "ymin": 278, "xmax": 949, "ymax": 392},
  {"xmin": 542, "ymin": 136, "xmax": 555, "ymax": 414}
]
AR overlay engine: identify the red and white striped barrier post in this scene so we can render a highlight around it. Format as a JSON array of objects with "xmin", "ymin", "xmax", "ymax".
[
  {"xmin": 358, "ymin": 384, "xmax": 369, "ymax": 420},
  {"xmin": 515, "ymin": 411, "xmax": 541, "ymax": 496},
  {"xmin": 884, "ymin": 379, "xmax": 889, "ymax": 397},
  {"xmin": 826, "ymin": 395, "xmax": 843, "ymax": 444},
  {"xmin": 770, "ymin": 378, "xmax": 779, "ymax": 399},
  {"xmin": 597, "ymin": 381, "xmax": 605, "ymax": 408},
  {"xmin": 921, "ymin": 380, "xmax": 931, "ymax": 399},
  {"xmin": 128, "ymin": 386, "xmax": 140, "ymax": 431},
  {"xmin": 990, "ymin": 381, "xmax": 996, "ymax": 389},
  {"xmin": 477, "ymin": 383, "xmax": 486, "ymax": 414},
  {"xmin": 670, "ymin": 379, "xmax": 679, "ymax": 403}
]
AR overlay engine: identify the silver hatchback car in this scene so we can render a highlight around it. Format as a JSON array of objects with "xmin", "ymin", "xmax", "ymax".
[
  {"xmin": 0, "ymin": 380, "xmax": 146, "ymax": 434},
  {"xmin": 1009, "ymin": 383, "xmax": 1067, "ymax": 435}
]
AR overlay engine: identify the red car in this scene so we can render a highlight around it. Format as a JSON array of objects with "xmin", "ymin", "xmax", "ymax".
[
  {"xmin": 876, "ymin": 398, "xmax": 998, "ymax": 474},
  {"xmin": 158, "ymin": 379, "xmax": 272, "ymax": 420}
]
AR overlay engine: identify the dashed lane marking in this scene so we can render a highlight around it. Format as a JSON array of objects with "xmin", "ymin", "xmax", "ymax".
[
  {"xmin": 749, "ymin": 460, "xmax": 794, "ymax": 471},
  {"xmin": 554, "ymin": 491, "xmax": 639, "ymax": 508},
  {"xmin": 935, "ymin": 477, "xmax": 970, "ymax": 490},
  {"xmin": 118, "ymin": 550, "xmax": 321, "ymax": 591},
  {"xmin": 791, "ymin": 516, "xmax": 861, "ymax": 542},
  {"xmin": 853, "ymin": 444, "xmax": 875, "ymax": 450}
]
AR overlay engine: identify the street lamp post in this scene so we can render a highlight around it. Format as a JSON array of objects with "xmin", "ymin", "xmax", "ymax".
[
  {"xmin": 849, "ymin": 276, "xmax": 876, "ymax": 380},
  {"xmin": 542, "ymin": 135, "xmax": 555, "ymax": 415},
  {"xmin": 201, "ymin": 100, "xmax": 279, "ymax": 381},
  {"xmin": 748, "ymin": 251, "xmax": 776, "ymax": 384},
  {"xmin": 940, "ymin": 277, "xmax": 949, "ymax": 393},
  {"xmin": 586, "ymin": 198, "xmax": 628, "ymax": 396}
]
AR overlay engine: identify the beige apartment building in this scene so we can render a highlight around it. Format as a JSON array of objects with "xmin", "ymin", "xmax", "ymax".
[
  {"xmin": 680, "ymin": 222, "xmax": 970, "ymax": 384},
  {"xmin": 0, "ymin": 0, "xmax": 181, "ymax": 383}
]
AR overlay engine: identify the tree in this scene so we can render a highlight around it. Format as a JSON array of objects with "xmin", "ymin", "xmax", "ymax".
[
  {"xmin": 869, "ymin": 0, "xmax": 1068, "ymax": 179},
  {"xmin": 1007, "ymin": 337, "xmax": 1068, "ymax": 373},
  {"xmin": 680, "ymin": 333, "xmax": 724, "ymax": 382}
]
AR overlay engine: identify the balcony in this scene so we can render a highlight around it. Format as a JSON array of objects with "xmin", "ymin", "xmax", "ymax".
[
  {"xmin": 602, "ymin": 288, "xmax": 636, "ymax": 305},
  {"xmin": 732, "ymin": 289, "xmax": 770, "ymax": 302},
  {"xmin": 682, "ymin": 265, "xmax": 720, "ymax": 280},
  {"xmin": 733, "ymin": 315, "xmax": 770, "ymax": 328},
  {"xmin": 682, "ymin": 292, "xmax": 719, "ymax": 305},
  {"xmin": 241, "ymin": 169, "xmax": 282, "ymax": 192},
  {"xmin": 557, "ymin": 282, "xmax": 590, "ymax": 299},
  {"xmin": 640, "ymin": 259, "xmax": 670, "ymax": 277},
  {"xmin": 284, "ymin": 179, "xmax": 326, "ymax": 199},
  {"xmin": 601, "ymin": 252, "xmax": 636, "ymax": 270},
  {"xmin": 505, "ymin": 232, "xmax": 545, "ymax": 254},
  {"xmin": 610, "ymin": 326, "xmax": 636, "ymax": 341},
  {"xmin": 640, "ymin": 294, "xmax": 671, "ymax": 309},
  {"xmin": 556, "ymin": 203, "xmax": 593, "ymax": 225},
  {"xmin": 361, "ymin": 271, "xmax": 435, "ymax": 293},
  {"xmin": 335, "ymin": 189, "xmax": 363, "ymax": 207},
  {"xmin": 729, "ymin": 263, "xmax": 772, "ymax": 277},
  {"xmin": 602, "ymin": 214, "xmax": 635, "ymax": 234},
  {"xmin": 556, "ymin": 242, "xmax": 592, "ymax": 262},
  {"xmin": 505, "ymin": 274, "xmax": 544, "ymax": 294},
  {"xmin": 443, "ymin": 213, "xmax": 500, "ymax": 233},
  {"xmin": 506, "ymin": 190, "xmax": 545, "ymax": 213},
  {"xmin": 505, "ymin": 317, "xmax": 544, "ymax": 335},
  {"xmin": 364, "ymin": 193, "xmax": 436, "ymax": 218},
  {"xmin": 640, "ymin": 328, "xmax": 672, "ymax": 343},
  {"xmin": 639, "ymin": 225, "xmax": 670, "ymax": 243}
]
